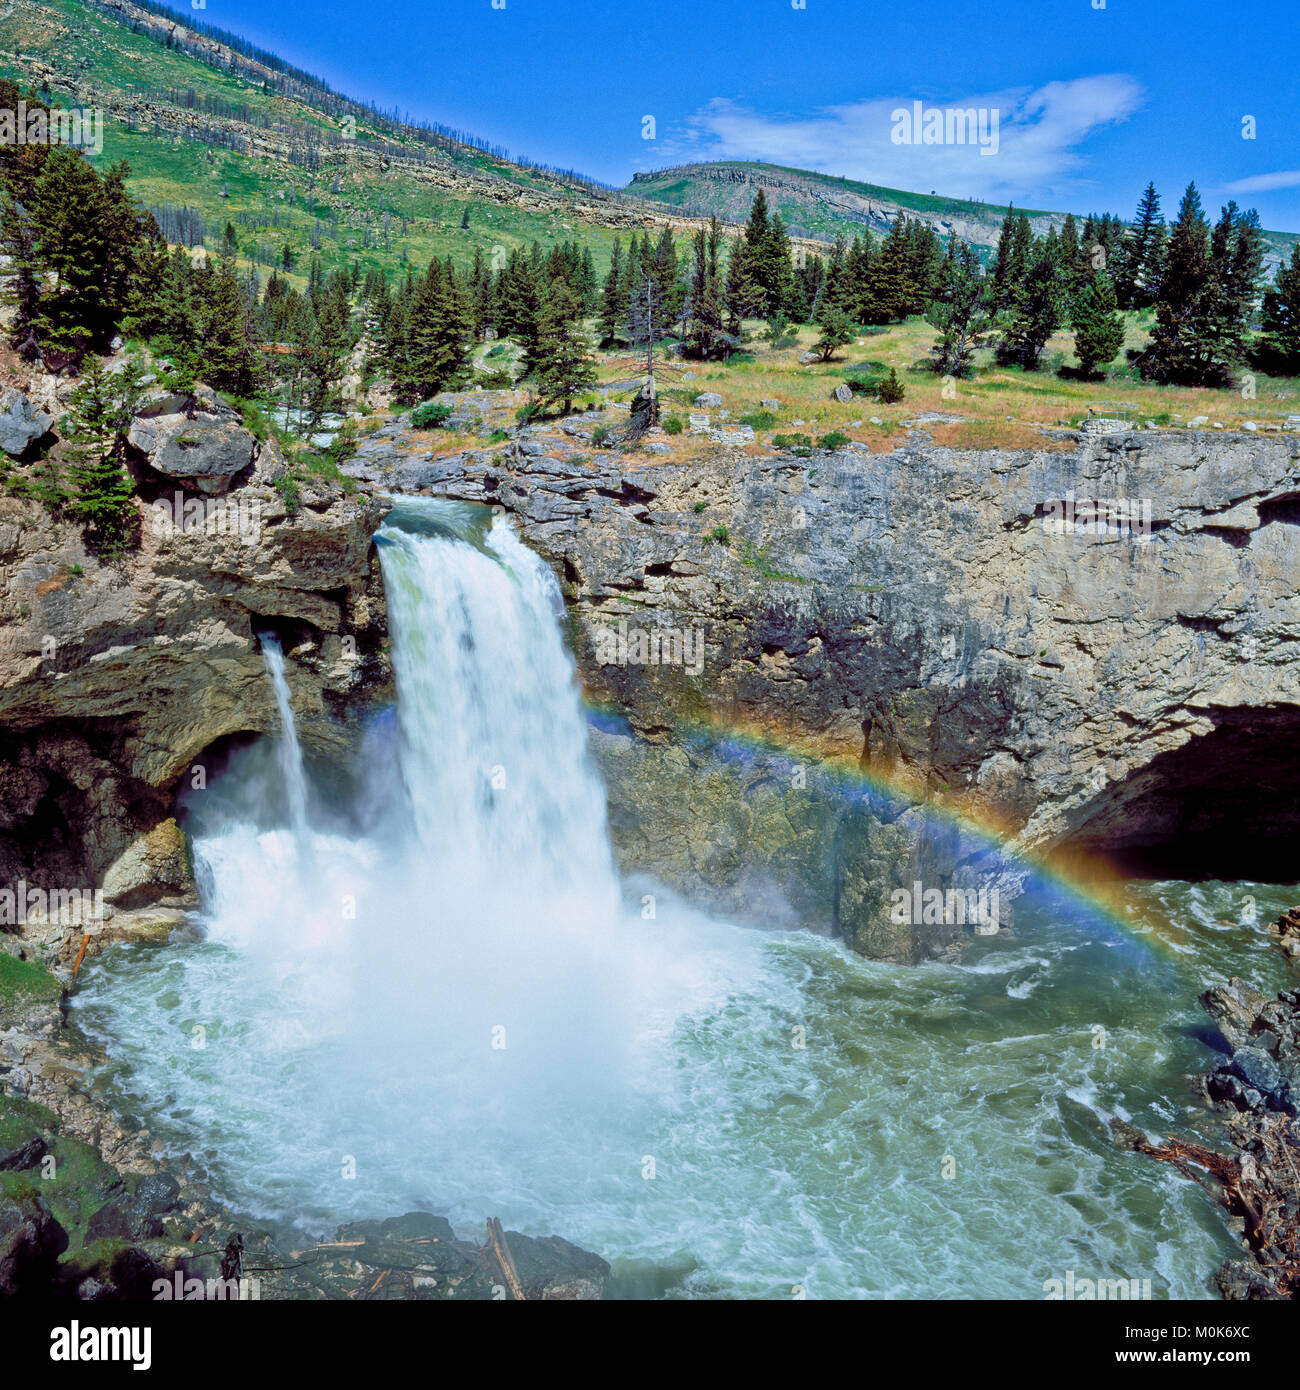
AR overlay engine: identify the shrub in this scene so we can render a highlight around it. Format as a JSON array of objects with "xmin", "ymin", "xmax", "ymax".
[
  {"xmin": 692, "ymin": 499, "xmax": 708, "ymax": 513},
  {"xmin": 591, "ymin": 424, "xmax": 613, "ymax": 448},
  {"xmin": 705, "ymin": 525, "xmax": 731, "ymax": 545},
  {"xmin": 740, "ymin": 410, "xmax": 777, "ymax": 429},
  {"xmin": 274, "ymin": 473, "xmax": 301, "ymax": 514},
  {"xmin": 236, "ymin": 398, "xmax": 273, "ymax": 441},
  {"xmin": 876, "ymin": 368, "xmax": 906, "ymax": 403},
  {"xmin": 820, "ymin": 431, "xmax": 851, "ymax": 450},
  {"xmin": 662, "ymin": 414, "xmax": 685, "ymax": 435},
  {"xmin": 772, "ymin": 432, "xmax": 813, "ymax": 449},
  {"xmin": 475, "ymin": 370, "xmax": 514, "ymax": 390},
  {"xmin": 411, "ymin": 401, "xmax": 453, "ymax": 429}
]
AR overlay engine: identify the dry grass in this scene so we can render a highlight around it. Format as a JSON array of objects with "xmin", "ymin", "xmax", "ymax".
[{"xmin": 585, "ymin": 312, "xmax": 1299, "ymax": 457}]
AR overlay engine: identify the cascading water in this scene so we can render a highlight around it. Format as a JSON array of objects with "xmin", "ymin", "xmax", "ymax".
[
  {"xmin": 72, "ymin": 498, "xmax": 1298, "ymax": 1298},
  {"xmin": 259, "ymin": 635, "xmax": 312, "ymax": 857}
]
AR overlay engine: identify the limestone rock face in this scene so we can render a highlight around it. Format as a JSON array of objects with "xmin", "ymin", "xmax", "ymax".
[
  {"xmin": 101, "ymin": 818, "xmax": 194, "ymax": 909},
  {"xmin": 126, "ymin": 387, "xmax": 259, "ymax": 495},
  {"xmin": 0, "ymin": 476, "xmax": 392, "ymax": 905},
  {"xmin": 348, "ymin": 425, "xmax": 1300, "ymax": 956},
  {"xmin": 0, "ymin": 387, "xmax": 54, "ymax": 458}
]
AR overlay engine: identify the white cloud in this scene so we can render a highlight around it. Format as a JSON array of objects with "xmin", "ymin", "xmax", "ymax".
[
  {"xmin": 1221, "ymin": 170, "xmax": 1300, "ymax": 195},
  {"xmin": 659, "ymin": 75, "xmax": 1145, "ymax": 203}
]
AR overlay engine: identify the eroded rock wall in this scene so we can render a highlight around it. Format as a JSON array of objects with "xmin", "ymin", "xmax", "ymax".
[
  {"xmin": 0, "ymin": 477, "xmax": 391, "ymax": 902},
  {"xmin": 346, "ymin": 423, "xmax": 1300, "ymax": 955}
]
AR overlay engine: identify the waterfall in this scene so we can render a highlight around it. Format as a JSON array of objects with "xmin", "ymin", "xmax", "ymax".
[
  {"xmin": 69, "ymin": 497, "xmax": 1254, "ymax": 1299},
  {"xmin": 375, "ymin": 500, "xmax": 621, "ymax": 929},
  {"xmin": 259, "ymin": 634, "xmax": 312, "ymax": 850}
]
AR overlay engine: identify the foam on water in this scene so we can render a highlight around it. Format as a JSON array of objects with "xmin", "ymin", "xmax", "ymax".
[{"xmin": 71, "ymin": 500, "xmax": 1299, "ymax": 1298}]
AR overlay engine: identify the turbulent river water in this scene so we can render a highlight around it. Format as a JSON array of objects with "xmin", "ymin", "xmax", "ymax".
[{"xmin": 71, "ymin": 499, "xmax": 1297, "ymax": 1299}]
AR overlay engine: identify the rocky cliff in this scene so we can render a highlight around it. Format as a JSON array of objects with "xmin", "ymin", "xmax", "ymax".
[
  {"xmin": 0, "ymin": 419, "xmax": 391, "ymax": 917},
  {"xmin": 344, "ymin": 418, "xmax": 1300, "ymax": 957}
]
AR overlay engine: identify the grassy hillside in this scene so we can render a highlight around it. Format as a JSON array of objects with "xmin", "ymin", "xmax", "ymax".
[{"xmin": 0, "ymin": 0, "xmax": 661, "ymax": 287}]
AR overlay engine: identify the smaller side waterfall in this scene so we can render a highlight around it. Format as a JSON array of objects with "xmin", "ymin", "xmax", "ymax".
[{"xmin": 260, "ymin": 634, "xmax": 312, "ymax": 852}]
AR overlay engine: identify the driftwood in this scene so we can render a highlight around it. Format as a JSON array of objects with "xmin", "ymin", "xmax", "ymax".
[
  {"xmin": 1128, "ymin": 1122, "xmax": 1300, "ymax": 1298},
  {"xmin": 485, "ymin": 1217, "xmax": 526, "ymax": 1301}
]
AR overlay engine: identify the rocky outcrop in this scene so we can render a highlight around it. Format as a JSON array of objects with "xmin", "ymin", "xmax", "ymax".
[
  {"xmin": 1268, "ymin": 905, "xmax": 1300, "ymax": 965},
  {"xmin": 100, "ymin": 819, "xmax": 194, "ymax": 910},
  {"xmin": 0, "ymin": 388, "xmax": 54, "ymax": 459},
  {"xmin": 345, "ymin": 420, "xmax": 1300, "ymax": 955},
  {"xmin": 0, "ymin": 465, "xmax": 391, "ymax": 910},
  {"xmin": 126, "ymin": 387, "xmax": 259, "ymax": 495},
  {"xmin": 1127, "ymin": 980, "xmax": 1300, "ymax": 1299}
]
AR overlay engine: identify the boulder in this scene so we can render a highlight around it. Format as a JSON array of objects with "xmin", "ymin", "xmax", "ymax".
[
  {"xmin": 693, "ymin": 392, "xmax": 723, "ymax": 408},
  {"xmin": 0, "ymin": 1136, "xmax": 48, "ymax": 1172},
  {"xmin": 832, "ymin": 384, "xmax": 853, "ymax": 403},
  {"xmin": 85, "ymin": 1196, "xmax": 165, "ymax": 1243},
  {"xmin": 127, "ymin": 386, "xmax": 258, "ymax": 495},
  {"xmin": 1230, "ymin": 1046, "xmax": 1291, "ymax": 1112},
  {"xmin": 1200, "ymin": 978, "xmax": 1271, "ymax": 1050},
  {"xmin": 0, "ymin": 386, "xmax": 54, "ymax": 458},
  {"xmin": 0, "ymin": 1187, "xmax": 65, "ymax": 1295},
  {"xmin": 101, "ymin": 818, "xmax": 195, "ymax": 909}
]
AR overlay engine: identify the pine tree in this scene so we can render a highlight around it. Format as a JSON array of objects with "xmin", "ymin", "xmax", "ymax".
[
  {"xmin": 990, "ymin": 210, "xmax": 1032, "ymax": 314},
  {"xmin": 24, "ymin": 149, "xmax": 144, "ymax": 358},
  {"xmin": 1071, "ymin": 271, "xmax": 1125, "ymax": 376},
  {"xmin": 989, "ymin": 208, "xmax": 1018, "ymax": 310},
  {"xmin": 200, "ymin": 255, "xmax": 261, "ymax": 396},
  {"xmin": 400, "ymin": 258, "xmax": 471, "ymax": 402},
  {"xmin": 64, "ymin": 355, "xmax": 146, "ymax": 553},
  {"xmin": 724, "ymin": 237, "xmax": 764, "ymax": 333},
  {"xmin": 816, "ymin": 233, "xmax": 848, "ymax": 314},
  {"xmin": 598, "ymin": 239, "xmax": 627, "ymax": 346},
  {"xmin": 860, "ymin": 218, "xmax": 914, "ymax": 324},
  {"xmin": 1059, "ymin": 213, "xmax": 1085, "ymax": 297},
  {"xmin": 813, "ymin": 304, "xmax": 854, "ymax": 361},
  {"xmin": 534, "ymin": 281, "xmax": 597, "ymax": 414},
  {"xmin": 1259, "ymin": 244, "xmax": 1300, "ymax": 373},
  {"xmin": 997, "ymin": 236, "xmax": 1067, "ymax": 370},
  {"xmin": 624, "ymin": 264, "xmax": 666, "ymax": 426},
  {"xmin": 1142, "ymin": 183, "xmax": 1218, "ymax": 384},
  {"xmin": 683, "ymin": 217, "xmax": 733, "ymax": 360},
  {"xmin": 927, "ymin": 240, "xmax": 992, "ymax": 377},
  {"xmin": 1115, "ymin": 182, "xmax": 1164, "ymax": 310},
  {"xmin": 753, "ymin": 210, "xmax": 794, "ymax": 317}
]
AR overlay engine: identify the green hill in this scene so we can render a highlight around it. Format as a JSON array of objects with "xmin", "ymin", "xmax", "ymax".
[{"xmin": 0, "ymin": 0, "xmax": 669, "ymax": 285}]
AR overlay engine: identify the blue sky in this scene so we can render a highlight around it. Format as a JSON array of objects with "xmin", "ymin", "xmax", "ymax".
[{"xmin": 202, "ymin": 0, "xmax": 1300, "ymax": 229}]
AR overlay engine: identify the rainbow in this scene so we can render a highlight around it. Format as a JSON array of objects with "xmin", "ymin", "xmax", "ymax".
[{"xmin": 582, "ymin": 698, "xmax": 1192, "ymax": 959}]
